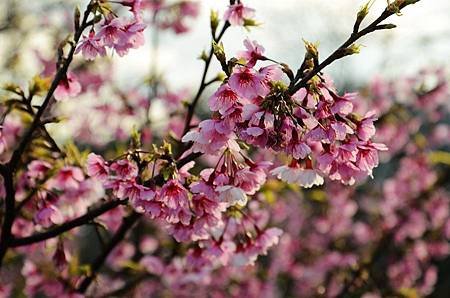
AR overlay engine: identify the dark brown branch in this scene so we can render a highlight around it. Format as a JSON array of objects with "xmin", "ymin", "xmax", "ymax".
[
  {"xmin": 10, "ymin": 199, "xmax": 127, "ymax": 247},
  {"xmin": 7, "ymin": 3, "xmax": 93, "ymax": 170},
  {"xmin": 0, "ymin": 2, "xmax": 94, "ymax": 267},
  {"xmin": 289, "ymin": 2, "xmax": 419, "ymax": 95},
  {"xmin": 181, "ymin": 22, "xmax": 230, "ymax": 138},
  {"xmin": 0, "ymin": 164, "xmax": 15, "ymax": 265}
]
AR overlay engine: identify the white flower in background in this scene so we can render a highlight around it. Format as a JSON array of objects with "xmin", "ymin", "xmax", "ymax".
[
  {"xmin": 271, "ymin": 165, "xmax": 324, "ymax": 188},
  {"xmin": 216, "ymin": 185, "xmax": 248, "ymax": 207}
]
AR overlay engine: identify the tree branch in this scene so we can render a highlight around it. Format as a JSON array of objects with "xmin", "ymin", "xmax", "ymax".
[
  {"xmin": 0, "ymin": 2, "xmax": 94, "ymax": 267},
  {"xmin": 181, "ymin": 22, "xmax": 230, "ymax": 138},
  {"xmin": 7, "ymin": 3, "xmax": 93, "ymax": 170},
  {"xmin": 289, "ymin": 2, "xmax": 419, "ymax": 95},
  {"xmin": 10, "ymin": 199, "xmax": 128, "ymax": 247}
]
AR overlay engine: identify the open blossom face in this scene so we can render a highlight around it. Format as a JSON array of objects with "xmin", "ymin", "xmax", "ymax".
[
  {"xmin": 97, "ymin": 18, "xmax": 128, "ymax": 48},
  {"xmin": 208, "ymin": 84, "xmax": 240, "ymax": 115},
  {"xmin": 216, "ymin": 185, "xmax": 248, "ymax": 207},
  {"xmin": 75, "ymin": 31, "xmax": 106, "ymax": 60},
  {"xmin": 27, "ymin": 160, "xmax": 52, "ymax": 182},
  {"xmin": 113, "ymin": 20, "xmax": 147, "ymax": 56},
  {"xmin": 86, "ymin": 153, "xmax": 109, "ymax": 181},
  {"xmin": 238, "ymin": 38, "xmax": 265, "ymax": 67},
  {"xmin": 34, "ymin": 204, "xmax": 63, "ymax": 228},
  {"xmin": 228, "ymin": 66, "xmax": 268, "ymax": 99},
  {"xmin": 110, "ymin": 159, "xmax": 138, "ymax": 180}
]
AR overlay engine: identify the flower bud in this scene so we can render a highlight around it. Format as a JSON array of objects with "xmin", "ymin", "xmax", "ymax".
[
  {"xmin": 130, "ymin": 126, "xmax": 142, "ymax": 149},
  {"xmin": 74, "ymin": 6, "xmax": 81, "ymax": 32},
  {"xmin": 198, "ymin": 50, "xmax": 208, "ymax": 62},
  {"xmin": 337, "ymin": 44, "xmax": 362, "ymax": 58},
  {"xmin": 29, "ymin": 75, "xmax": 51, "ymax": 96},
  {"xmin": 212, "ymin": 41, "xmax": 227, "ymax": 66},
  {"xmin": 348, "ymin": 44, "xmax": 362, "ymax": 54},
  {"xmin": 210, "ymin": 10, "xmax": 219, "ymax": 35},
  {"xmin": 354, "ymin": 0, "xmax": 375, "ymax": 32},
  {"xmin": 243, "ymin": 18, "xmax": 259, "ymax": 28},
  {"xmin": 377, "ymin": 23, "xmax": 397, "ymax": 30},
  {"xmin": 303, "ymin": 39, "xmax": 319, "ymax": 60}
]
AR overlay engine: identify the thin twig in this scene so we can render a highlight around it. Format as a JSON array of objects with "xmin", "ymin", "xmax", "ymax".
[
  {"xmin": 289, "ymin": 2, "xmax": 417, "ymax": 95},
  {"xmin": 0, "ymin": 2, "xmax": 94, "ymax": 267},
  {"xmin": 181, "ymin": 22, "xmax": 230, "ymax": 138}
]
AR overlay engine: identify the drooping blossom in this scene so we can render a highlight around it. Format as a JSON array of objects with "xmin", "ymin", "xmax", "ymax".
[
  {"xmin": 159, "ymin": 179, "xmax": 192, "ymax": 225},
  {"xmin": 271, "ymin": 164, "xmax": 324, "ymax": 188},
  {"xmin": 224, "ymin": 2, "xmax": 255, "ymax": 26},
  {"xmin": 216, "ymin": 185, "xmax": 248, "ymax": 207}
]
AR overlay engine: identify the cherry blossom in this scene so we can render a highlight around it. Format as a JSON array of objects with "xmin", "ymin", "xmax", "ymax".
[
  {"xmin": 224, "ymin": 2, "xmax": 255, "ymax": 26},
  {"xmin": 54, "ymin": 73, "xmax": 81, "ymax": 101}
]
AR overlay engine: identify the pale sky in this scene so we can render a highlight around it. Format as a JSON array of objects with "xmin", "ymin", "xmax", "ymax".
[
  {"xmin": 116, "ymin": 0, "xmax": 450, "ymax": 90},
  {"xmin": 0, "ymin": 0, "xmax": 448, "ymax": 91}
]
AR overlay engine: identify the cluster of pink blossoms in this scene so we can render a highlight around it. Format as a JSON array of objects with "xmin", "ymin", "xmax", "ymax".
[
  {"xmin": 76, "ymin": 12, "xmax": 146, "ymax": 60},
  {"xmin": 8, "ymin": 160, "xmax": 103, "ymax": 238},
  {"xmin": 183, "ymin": 38, "xmax": 387, "ymax": 187},
  {"xmin": 142, "ymin": 69, "xmax": 448, "ymax": 297},
  {"xmin": 2, "ymin": 0, "xmax": 444, "ymax": 297},
  {"xmin": 86, "ymin": 151, "xmax": 282, "ymax": 266},
  {"xmin": 53, "ymin": 1, "xmax": 147, "ymax": 101}
]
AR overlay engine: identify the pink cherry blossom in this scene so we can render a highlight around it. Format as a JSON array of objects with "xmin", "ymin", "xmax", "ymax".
[
  {"xmin": 34, "ymin": 204, "xmax": 64, "ymax": 228},
  {"xmin": 27, "ymin": 160, "xmax": 52, "ymax": 182},
  {"xmin": 97, "ymin": 17, "xmax": 128, "ymax": 48},
  {"xmin": 238, "ymin": 39, "xmax": 265, "ymax": 67},
  {"xmin": 357, "ymin": 111, "xmax": 378, "ymax": 141},
  {"xmin": 86, "ymin": 153, "xmax": 109, "ymax": 181},
  {"xmin": 271, "ymin": 165, "xmax": 324, "ymax": 188},
  {"xmin": 208, "ymin": 84, "xmax": 240, "ymax": 115},
  {"xmin": 216, "ymin": 185, "xmax": 248, "ymax": 207},
  {"xmin": 47, "ymin": 166, "xmax": 84, "ymax": 191},
  {"xmin": 110, "ymin": 159, "xmax": 138, "ymax": 180},
  {"xmin": 224, "ymin": 2, "xmax": 255, "ymax": 26},
  {"xmin": 75, "ymin": 31, "xmax": 106, "ymax": 60},
  {"xmin": 113, "ymin": 20, "xmax": 146, "ymax": 56},
  {"xmin": 54, "ymin": 73, "xmax": 81, "ymax": 101},
  {"xmin": 159, "ymin": 179, "xmax": 192, "ymax": 225},
  {"xmin": 228, "ymin": 66, "xmax": 267, "ymax": 99},
  {"xmin": 140, "ymin": 256, "xmax": 164, "ymax": 275}
]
